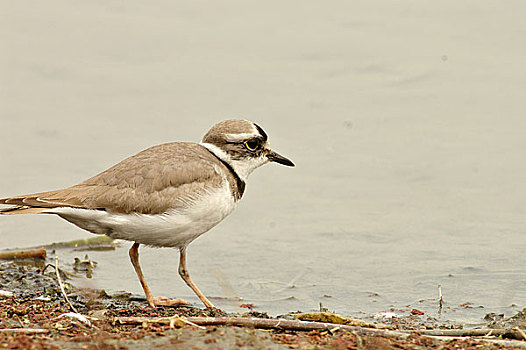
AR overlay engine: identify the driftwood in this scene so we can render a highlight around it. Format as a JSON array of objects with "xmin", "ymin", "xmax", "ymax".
[
  {"xmin": 418, "ymin": 328, "xmax": 526, "ymax": 339},
  {"xmin": 114, "ymin": 316, "xmax": 526, "ymax": 342},
  {"xmin": 0, "ymin": 247, "xmax": 46, "ymax": 260},
  {"xmin": 115, "ymin": 316, "xmax": 411, "ymax": 338},
  {"xmin": 0, "ymin": 237, "xmax": 116, "ymax": 263},
  {"xmin": 0, "ymin": 328, "xmax": 50, "ymax": 334}
]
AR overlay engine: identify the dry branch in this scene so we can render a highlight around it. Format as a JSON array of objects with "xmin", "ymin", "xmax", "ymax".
[
  {"xmin": 114, "ymin": 316, "xmax": 410, "ymax": 338},
  {"xmin": 0, "ymin": 247, "xmax": 46, "ymax": 260},
  {"xmin": 417, "ymin": 328, "xmax": 526, "ymax": 340},
  {"xmin": 114, "ymin": 315, "xmax": 526, "ymax": 341},
  {"xmin": 0, "ymin": 328, "xmax": 50, "ymax": 334}
]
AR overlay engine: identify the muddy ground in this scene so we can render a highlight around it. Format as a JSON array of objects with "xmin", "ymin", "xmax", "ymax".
[{"xmin": 1, "ymin": 258, "xmax": 526, "ymax": 349}]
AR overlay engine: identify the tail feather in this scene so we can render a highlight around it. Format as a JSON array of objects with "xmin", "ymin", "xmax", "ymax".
[
  {"xmin": 0, "ymin": 191, "xmax": 64, "ymax": 215},
  {"xmin": 0, "ymin": 189, "xmax": 81, "ymax": 215},
  {"xmin": 0, "ymin": 205, "xmax": 47, "ymax": 215},
  {"xmin": 0, "ymin": 190, "xmax": 60, "ymax": 207}
]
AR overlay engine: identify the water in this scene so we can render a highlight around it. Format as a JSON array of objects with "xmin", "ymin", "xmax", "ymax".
[{"xmin": 1, "ymin": 1, "xmax": 525, "ymax": 324}]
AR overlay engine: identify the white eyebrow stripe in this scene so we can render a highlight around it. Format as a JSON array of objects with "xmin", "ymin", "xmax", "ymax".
[
  {"xmin": 224, "ymin": 132, "xmax": 260, "ymax": 142},
  {"xmin": 199, "ymin": 142, "xmax": 231, "ymax": 162}
]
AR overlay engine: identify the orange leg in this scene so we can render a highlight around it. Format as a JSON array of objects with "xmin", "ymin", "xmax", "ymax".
[
  {"xmin": 178, "ymin": 246, "xmax": 215, "ymax": 309},
  {"xmin": 129, "ymin": 243, "xmax": 190, "ymax": 308}
]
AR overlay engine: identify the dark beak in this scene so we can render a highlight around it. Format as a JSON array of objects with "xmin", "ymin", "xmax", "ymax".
[{"xmin": 267, "ymin": 150, "xmax": 295, "ymax": 167}]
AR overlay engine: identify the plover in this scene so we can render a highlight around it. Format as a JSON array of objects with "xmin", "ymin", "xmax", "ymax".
[{"xmin": 0, "ymin": 119, "xmax": 294, "ymax": 308}]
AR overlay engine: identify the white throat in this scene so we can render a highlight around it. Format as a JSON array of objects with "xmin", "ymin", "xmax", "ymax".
[{"xmin": 200, "ymin": 142, "xmax": 268, "ymax": 182}]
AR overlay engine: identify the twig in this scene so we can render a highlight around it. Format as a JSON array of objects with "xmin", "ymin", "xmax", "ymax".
[
  {"xmin": 42, "ymin": 263, "xmax": 79, "ymax": 278},
  {"xmin": 350, "ymin": 330, "xmax": 363, "ymax": 349},
  {"xmin": 13, "ymin": 314, "xmax": 24, "ymax": 328},
  {"xmin": 168, "ymin": 316, "xmax": 206, "ymax": 330},
  {"xmin": 181, "ymin": 318, "xmax": 206, "ymax": 330},
  {"xmin": 114, "ymin": 316, "xmax": 526, "ymax": 341},
  {"xmin": 416, "ymin": 328, "xmax": 526, "ymax": 340},
  {"xmin": 438, "ymin": 284, "xmax": 443, "ymax": 313},
  {"xmin": 54, "ymin": 256, "xmax": 78, "ymax": 313},
  {"xmin": 114, "ymin": 316, "xmax": 410, "ymax": 338},
  {"xmin": 512, "ymin": 327, "xmax": 526, "ymax": 340},
  {"xmin": 319, "ymin": 302, "xmax": 329, "ymax": 312},
  {"xmin": 0, "ymin": 247, "xmax": 46, "ymax": 260},
  {"xmin": 0, "ymin": 328, "xmax": 50, "ymax": 334}
]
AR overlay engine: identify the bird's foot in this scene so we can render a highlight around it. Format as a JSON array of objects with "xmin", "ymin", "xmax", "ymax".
[{"xmin": 149, "ymin": 296, "xmax": 192, "ymax": 308}]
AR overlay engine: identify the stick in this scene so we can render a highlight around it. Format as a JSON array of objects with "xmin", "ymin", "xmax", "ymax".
[
  {"xmin": 419, "ymin": 329, "xmax": 506, "ymax": 337},
  {"xmin": 514, "ymin": 327, "xmax": 526, "ymax": 341},
  {"xmin": 114, "ymin": 316, "xmax": 526, "ymax": 341},
  {"xmin": 13, "ymin": 314, "xmax": 24, "ymax": 328},
  {"xmin": 114, "ymin": 316, "xmax": 410, "ymax": 338},
  {"xmin": 54, "ymin": 256, "xmax": 78, "ymax": 314},
  {"xmin": 411, "ymin": 328, "xmax": 526, "ymax": 341},
  {"xmin": 0, "ymin": 328, "xmax": 50, "ymax": 334},
  {"xmin": 438, "ymin": 284, "xmax": 443, "ymax": 312},
  {"xmin": 0, "ymin": 247, "xmax": 46, "ymax": 260}
]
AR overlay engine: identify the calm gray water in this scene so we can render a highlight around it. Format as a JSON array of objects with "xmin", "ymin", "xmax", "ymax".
[{"xmin": 1, "ymin": 1, "xmax": 525, "ymax": 324}]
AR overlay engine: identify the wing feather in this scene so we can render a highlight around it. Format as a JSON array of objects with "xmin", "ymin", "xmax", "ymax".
[{"xmin": 0, "ymin": 143, "xmax": 225, "ymax": 215}]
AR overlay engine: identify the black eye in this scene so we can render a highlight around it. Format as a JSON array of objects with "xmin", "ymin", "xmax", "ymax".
[{"xmin": 244, "ymin": 139, "xmax": 261, "ymax": 151}]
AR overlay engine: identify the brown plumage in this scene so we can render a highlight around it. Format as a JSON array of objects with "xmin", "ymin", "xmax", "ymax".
[{"xmin": 0, "ymin": 142, "xmax": 242, "ymax": 215}]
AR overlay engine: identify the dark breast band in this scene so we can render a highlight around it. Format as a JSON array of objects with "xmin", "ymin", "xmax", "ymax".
[{"xmin": 204, "ymin": 148, "xmax": 245, "ymax": 200}]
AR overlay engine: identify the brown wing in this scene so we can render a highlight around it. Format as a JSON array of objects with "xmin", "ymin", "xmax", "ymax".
[{"xmin": 0, "ymin": 143, "xmax": 224, "ymax": 215}]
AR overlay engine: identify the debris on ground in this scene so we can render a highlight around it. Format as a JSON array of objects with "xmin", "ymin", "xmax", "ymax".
[{"xmin": 0, "ymin": 259, "xmax": 525, "ymax": 349}]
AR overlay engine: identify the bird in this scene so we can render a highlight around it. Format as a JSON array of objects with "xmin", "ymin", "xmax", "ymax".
[{"xmin": 0, "ymin": 119, "xmax": 294, "ymax": 309}]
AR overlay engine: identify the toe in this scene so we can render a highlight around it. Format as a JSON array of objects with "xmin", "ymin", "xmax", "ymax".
[{"xmin": 153, "ymin": 296, "xmax": 192, "ymax": 306}]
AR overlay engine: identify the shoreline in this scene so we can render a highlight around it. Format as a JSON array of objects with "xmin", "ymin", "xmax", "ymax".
[{"xmin": 1, "ymin": 259, "xmax": 525, "ymax": 349}]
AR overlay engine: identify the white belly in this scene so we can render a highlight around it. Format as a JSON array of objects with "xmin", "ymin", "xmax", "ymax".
[{"xmin": 44, "ymin": 182, "xmax": 237, "ymax": 248}]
